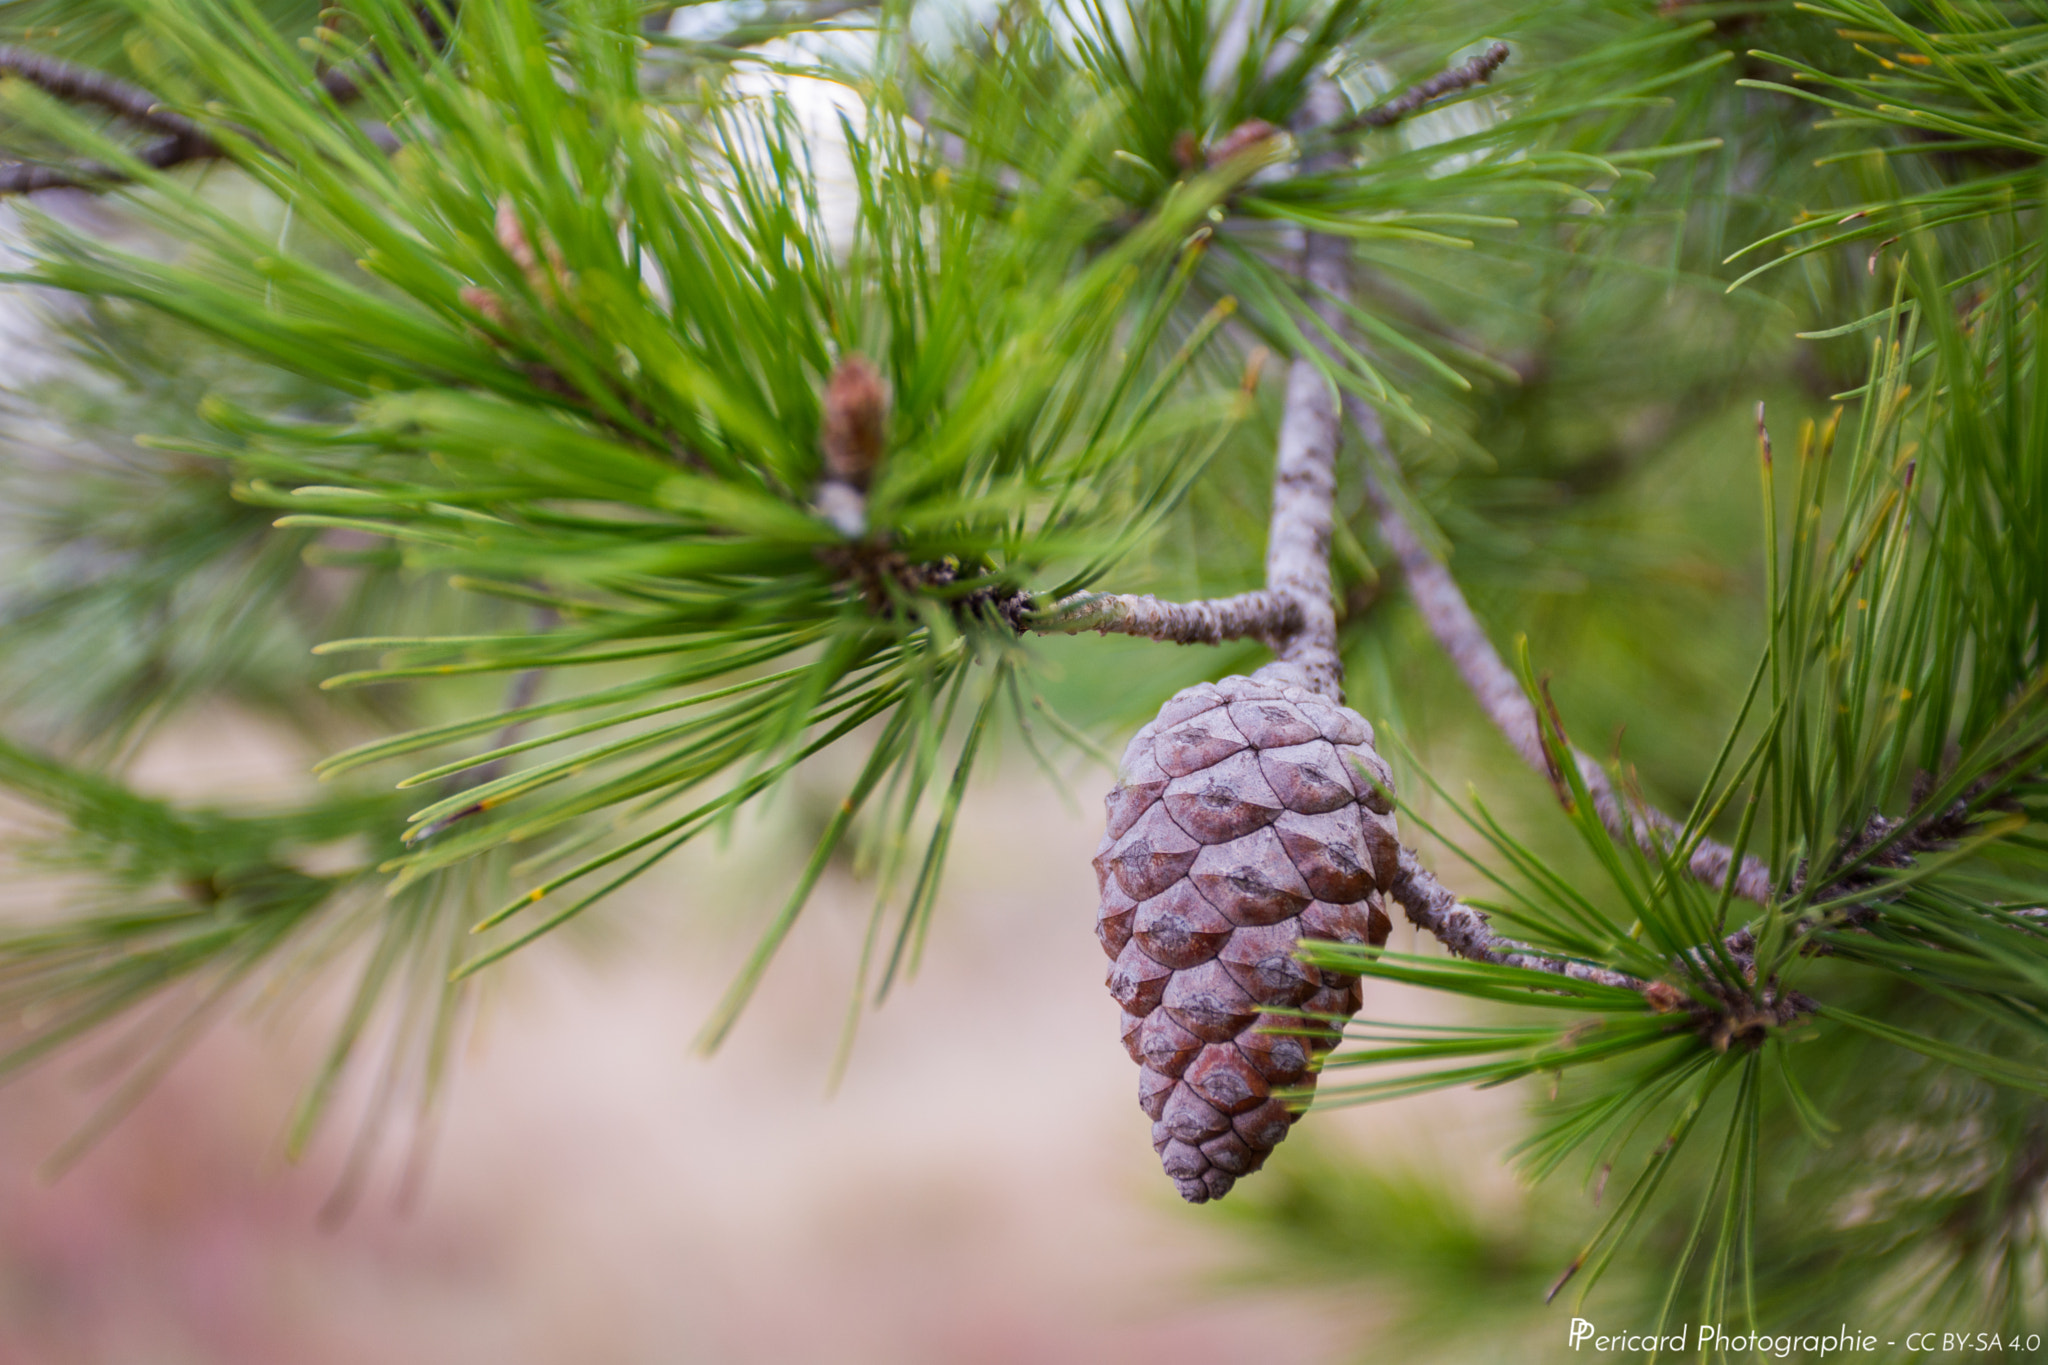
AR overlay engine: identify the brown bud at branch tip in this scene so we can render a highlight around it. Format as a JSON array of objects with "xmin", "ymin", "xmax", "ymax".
[
  {"xmin": 1643, "ymin": 980, "xmax": 1686, "ymax": 1014},
  {"xmin": 1206, "ymin": 119, "xmax": 1280, "ymax": 166},
  {"xmin": 459, "ymin": 285, "xmax": 509, "ymax": 328},
  {"xmin": 495, "ymin": 196, "xmax": 568, "ymax": 300},
  {"xmin": 821, "ymin": 354, "xmax": 889, "ymax": 490}
]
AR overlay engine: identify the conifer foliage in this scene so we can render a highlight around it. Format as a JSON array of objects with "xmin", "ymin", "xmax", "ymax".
[{"xmin": 0, "ymin": 0, "xmax": 2044, "ymax": 1347}]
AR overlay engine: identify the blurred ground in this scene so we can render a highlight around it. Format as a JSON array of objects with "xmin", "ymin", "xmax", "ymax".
[{"xmin": 0, "ymin": 706, "xmax": 1521, "ymax": 1365}]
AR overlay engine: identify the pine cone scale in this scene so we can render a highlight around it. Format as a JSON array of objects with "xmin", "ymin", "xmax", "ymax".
[
  {"xmin": 1100, "ymin": 804, "xmax": 1201, "ymax": 900},
  {"xmin": 1154, "ymin": 708, "xmax": 1251, "ymax": 776},
  {"xmin": 1189, "ymin": 831, "xmax": 1312, "ymax": 926},
  {"xmin": 1132, "ymin": 882, "xmax": 1233, "ymax": 968}
]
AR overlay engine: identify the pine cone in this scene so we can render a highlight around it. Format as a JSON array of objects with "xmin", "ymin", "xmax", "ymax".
[{"xmin": 1094, "ymin": 663, "xmax": 1397, "ymax": 1203}]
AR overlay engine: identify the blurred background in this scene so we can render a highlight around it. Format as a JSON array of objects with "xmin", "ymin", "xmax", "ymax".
[{"xmin": 0, "ymin": 2, "xmax": 1906, "ymax": 1361}]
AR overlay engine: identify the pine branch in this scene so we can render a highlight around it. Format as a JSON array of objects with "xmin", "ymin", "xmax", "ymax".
[
  {"xmin": 402, "ymin": 614, "xmax": 556, "ymax": 846},
  {"xmin": 1261, "ymin": 72, "xmax": 1766, "ymax": 1010},
  {"xmin": 1339, "ymin": 40, "xmax": 1511, "ymax": 133},
  {"xmin": 0, "ymin": 5, "xmax": 475, "ymax": 196},
  {"xmin": 1387, "ymin": 852, "xmax": 1812, "ymax": 1039},
  {"xmin": 1009, "ymin": 74, "xmax": 1347, "ymax": 672},
  {"xmin": 1258, "ymin": 76, "xmax": 1353, "ymax": 701},
  {"xmin": 1015, "ymin": 81, "xmax": 1348, "ymax": 680},
  {"xmin": 0, "ymin": 45, "xmax": 206, "ymax": 135},
  {"xmin": 1253, "ymin": 49, "xmax": 1791, "ymax": 1013},
  {"xmin": 1353, "ymin": 403, "xmax": 1777, "ymax": 908},
  {"xmin": 1387, "ymin": 849, "xmax": 1642, "ymax": 990},
  {"xmin": 0, "ymin": 137, "xmax": 211, "ymax": 195},
  {"xmin": 1024, "ymin": 589, "xmax": 1301, "ymax": 644},
  {"xmin": 0, "ymin": 43, "xmax": 376, "ymax": 194},
  {"xmin": 0, "ymin": 44, "xmax": 218, "ymax": 194}
]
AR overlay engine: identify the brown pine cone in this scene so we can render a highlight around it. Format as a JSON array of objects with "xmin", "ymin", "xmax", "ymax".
[{"xmin": 1094, "ymin": 662, "xmax": 1397, "ymax": 1203}]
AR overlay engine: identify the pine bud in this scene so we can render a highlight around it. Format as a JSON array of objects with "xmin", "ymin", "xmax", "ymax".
[
  {"xmin": 1206, "ymin": 119, "xmax": 1280, "ymax": 166},
  {"xmin": 820, "ymin": 355, "xmax": 889, "ymax": 490},
  {"xmin": 494, "ymin": 196, "xmax": 568, "ymax": 300},
  {"xmin": 495, "ymin": 196, "xmax": 540, "ymax": 275},
  {"xmin": 459, "ymin": 284, "xmax": 509, "ymax": 328}
]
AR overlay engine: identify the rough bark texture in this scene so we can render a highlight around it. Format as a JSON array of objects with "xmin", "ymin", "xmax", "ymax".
[
  {"xmin": 1341, "ymin": 41, "xmax": 1511, "ymax": 132},
  {"xmin": 0, "ymin": 11, "xmax": 463, "ymax": 196},
  {"xmin": 1385, "ymin": 850, "xmax": 1640, "ymax": 990},
  {"xmin": 1028, "ymin": 589, "xmax": 1301, "ymax": 645},
  {"xmin": 1259, "ymin": 77, "xmax": 1352, "ymax": 702},
  {"xmin": 0, "ymin": 46, "xmax": 207, "ymax": 135},
  {"xmin": 1096, "ymin": 666, "xmax": 1398, "ymax": 1202}
]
